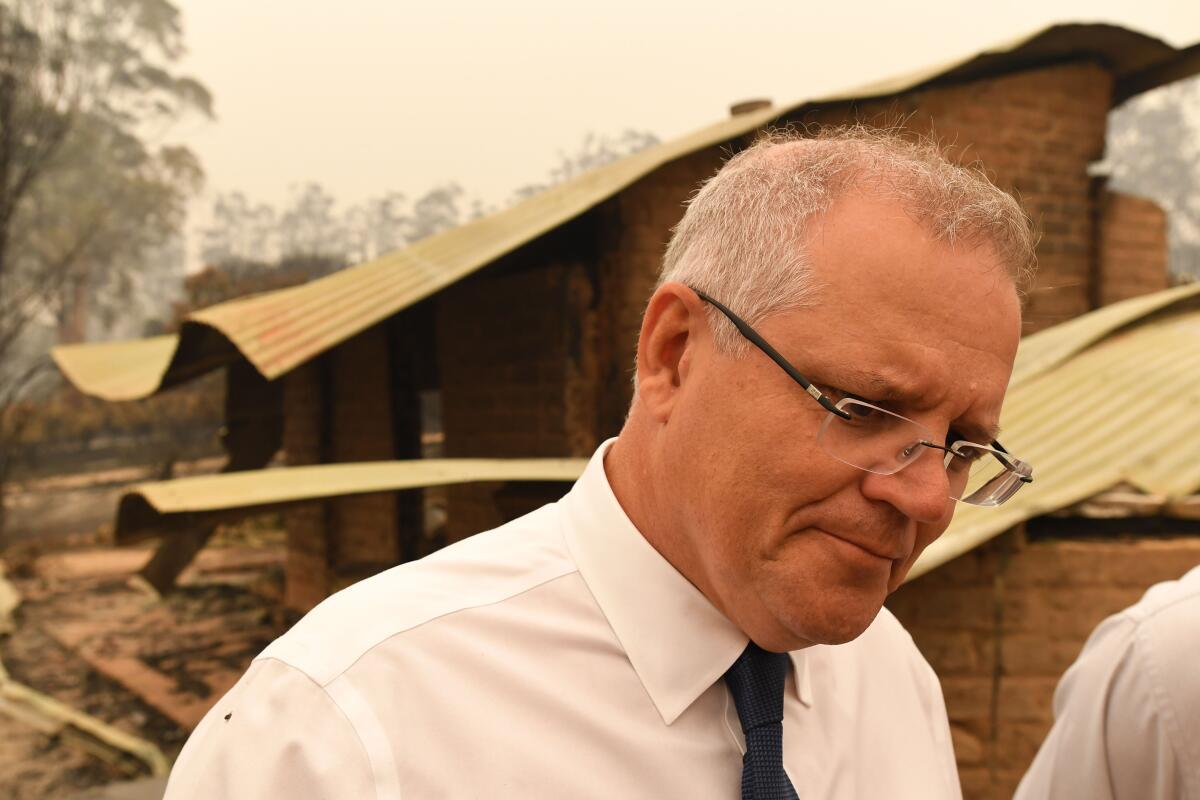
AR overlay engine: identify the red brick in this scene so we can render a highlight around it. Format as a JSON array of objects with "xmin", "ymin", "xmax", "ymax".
[
  {"xmin": 999, "ymin": 632, "xmax": 1087, "ymax": 676},
  {"xmin": 951, "ymin": 723, "xmax": 986, "ymax": 765},
  {"xmin": 996, "ymin": 676, "xmax": 1057, "ymax": 724},
  {"xmin": 894, "ymin": 585, "xmax": 996, "ymax": 630},
  {"xmin": 959, "ymin": 767, "xmax": 992, "ymax": 800},
  {"xmin": 1098, "ymin": 191, "xmax": 1168, "ymax": 305},
  {"xmin": 1001, "ymin": 586, "xmax": 1140, "ymax": 637},
  {"xmin": 329, "ymin": 326, "xmax": 400, "ymax": 570},
  {"xmin": 907, "ymin": 629, "xmax": 986, "ymax": 675},
  {"xmin": 941, "ymin": 676, "xmax": 994, "ymax": 722}
]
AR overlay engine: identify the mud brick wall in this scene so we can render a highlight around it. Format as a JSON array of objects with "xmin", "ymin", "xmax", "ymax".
[
  {"xmin": 388, "ymin": 307, "xmax": 436, "ymax": 562},
  {"xmin": 1096, "ymin": 190, "xmax": 1169, "ymax": 306},
  {"xmin": 887, "ymin": 531, "xmax": 1200, "ymax": 800},
  {"xmin": 282, "ymin": 359, "xmax": 329, "ymax": 611},
  {"xmin": 327, "ymin": 325, "xmax": 399, "ymax": 586},
  {"xmin": 799, "ymin": 60, "xmax": 1115, "ymax": 333},
  {"xmin": 435, "ymin": 150, "xmax": 733, "ymax": 541},
  {"xmin": 436, "ymin": 222, "xmax": 601, "ymax": 542},
  {"xmin": 593, "ymin": 147, "xmax": 729, "ymax": 432},
  {"xmin": 281, "ymin": 325, "xmax": 405, "ymax": 610}
]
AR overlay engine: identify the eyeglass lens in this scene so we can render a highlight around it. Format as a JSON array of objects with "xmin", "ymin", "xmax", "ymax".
[{"xmin": 816, "ymin": 398, "xmax": 1027, "ymax": 507}]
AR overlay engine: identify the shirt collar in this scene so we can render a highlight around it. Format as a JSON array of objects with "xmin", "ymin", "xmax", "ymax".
[{"xmin": 561, "ymin": 439, "xmax": 811, "ymax": 724}]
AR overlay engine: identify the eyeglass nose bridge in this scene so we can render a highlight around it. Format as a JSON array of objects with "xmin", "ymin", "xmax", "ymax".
[
  {"xmin": 917, "ymin": 439, "xmax": 955, "ymax": 458},
  {"xmin": 897, "ymin": 439, "xmax": 959, "ymax": 481}
]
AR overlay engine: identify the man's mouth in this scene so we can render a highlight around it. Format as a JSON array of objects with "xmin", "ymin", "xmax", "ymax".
[{"xmin": 816, "ymin": 527, "xmax": 907, "ymax": 562}]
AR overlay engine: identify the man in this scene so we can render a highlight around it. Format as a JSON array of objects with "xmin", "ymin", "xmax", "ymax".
[
  {"xmin": 164, "ymin": 128, "xmax": 1035, "ymax": 798},
  {"xmin": 1015, "ymin": 565, "xmax": 1200, "ymax": 799}
]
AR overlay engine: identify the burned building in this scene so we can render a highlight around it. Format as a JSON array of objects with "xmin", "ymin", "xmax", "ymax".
[{"xmin": 53, "ymin": 22, "xmax": 1200, "ymax": 800}]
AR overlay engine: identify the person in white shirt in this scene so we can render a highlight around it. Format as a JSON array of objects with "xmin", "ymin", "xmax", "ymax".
[
  {"xmin": 164, "ymin": 127, "xmax": 1037, "ymax": 799},
  {"xmin": 1015, "ymin": 564, "xmax": 1200, "ymax": 800}
]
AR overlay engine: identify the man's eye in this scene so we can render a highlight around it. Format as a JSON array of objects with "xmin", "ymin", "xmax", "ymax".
[
  {"xmin": 847, "ymin": 403, "xmax": 879, "ymax": 420},
  {"xmin": 949, "ymin": 447, "xmax": 985, "ymax": 469},
  {"xmin": 819, "ymin": 384, "xmax": 871, "ymax": 405}
]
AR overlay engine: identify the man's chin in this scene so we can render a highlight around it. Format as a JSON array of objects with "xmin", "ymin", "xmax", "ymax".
[
  {"xmin": 778, "ymin": 599, "xmax": 885, "ymax": 646},
  {"xmin": 806, "ymin": 617, "xmax": 878, "ymax": 646}
]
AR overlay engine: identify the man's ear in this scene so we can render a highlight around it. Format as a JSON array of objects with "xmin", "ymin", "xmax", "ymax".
[{"xmin": 635, "ymin": 283, "xmax": 708, "ymax": 423}]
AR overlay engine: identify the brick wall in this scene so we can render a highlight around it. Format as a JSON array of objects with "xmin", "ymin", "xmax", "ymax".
[
  {"xmin": 388, "ymin": 307, "xmax": 436, "ymax": 562},
  {"xmin": 223, "ymin": 359, "xmax": 283, "ymax": 471},
  {"xmin": 327, "ymin": 324, "xmax": 399, "ymax": 587},
  {"xmin": 436, "ymin": 221, "xmax": 600, "ymax": 541},
  {"xmin": 796, "ymin": 61, "xmax": 1114, "ymax": 332},
  {"xmin": 887, "ymin": 530, "xmax": 1200, "ymax": 799},
  {"xmin": 281, "ymin": 324, "xmax": 415, "ymax": 610},
  {"xmin": 593, "ymin": 148, "xmax": 730, "ymax": 432},
  {"xmin": 1096, "ymin": 190, "xmax": 1169, "ymax": 305},
  {"xmin": 282, "ymin": 359, "xmax": 330, "ymax": 611}
]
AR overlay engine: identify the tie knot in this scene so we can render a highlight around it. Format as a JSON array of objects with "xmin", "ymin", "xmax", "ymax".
[{"xmin": 723, "ymin": 642, "xmax": 790, "ymax": 732}]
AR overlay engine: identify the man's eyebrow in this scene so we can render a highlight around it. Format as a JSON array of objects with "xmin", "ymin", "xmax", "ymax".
[
  {"xmin": 831, "ymin": 367, "xmax": 917, "ymax": 401},
  {"xmin": 833, "ymin": 367, "xmax": 1004, "ymax": 442},
  {"xmin": 956, "ymin": 420, "xmax": 1002, "ymax": 444}
]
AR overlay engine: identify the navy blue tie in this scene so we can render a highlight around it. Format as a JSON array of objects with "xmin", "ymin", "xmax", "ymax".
[{"xmin": 723, "ymin": 642, "xmax": 799, "ymax": 800}]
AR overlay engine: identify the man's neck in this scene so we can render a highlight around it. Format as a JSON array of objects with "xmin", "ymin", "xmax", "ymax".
[{"xmin": 604, "ymin": 424, "xmax": 715, "ymax": 613}]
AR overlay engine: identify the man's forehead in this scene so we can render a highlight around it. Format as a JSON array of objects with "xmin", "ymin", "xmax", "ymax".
[
  {"xmin": 835, "ymin": 362, "xmax": 1005, "ymax": 441},
  {"xmin": 801, "ymin": 194, "xmax": 1021, "ymax": 337},
  {"xmin": 764, "ymin": 298, "xmax": 1013, "ymax": 439}
]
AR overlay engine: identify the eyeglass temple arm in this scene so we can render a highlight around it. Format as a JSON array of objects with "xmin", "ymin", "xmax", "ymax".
[
  {"xmin": 988, "ymin": 440, "xmax": 1033, "ymax": 483},
  {"xmin": 692, "ymin": 289, "xmax": 851, "ymax": 420}
]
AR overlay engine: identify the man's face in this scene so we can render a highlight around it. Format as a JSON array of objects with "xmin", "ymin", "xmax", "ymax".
[{"xmin": 660, "ymin": 192, "xmax": 1022, "ymax": 650}]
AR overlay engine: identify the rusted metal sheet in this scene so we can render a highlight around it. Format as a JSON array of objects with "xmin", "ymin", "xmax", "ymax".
[{"xmin": 52, "ymin": 24, "xmax": 1200, "ymax": 401}]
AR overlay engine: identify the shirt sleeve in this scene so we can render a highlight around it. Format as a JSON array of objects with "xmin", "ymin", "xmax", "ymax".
[
  {"xmin": 162, "ymin": 657, "xmax": 378, "ymax": 800},
  {"xmin": 1014, "ymin": 612, "xmax": 1189, "ymax": 800}
]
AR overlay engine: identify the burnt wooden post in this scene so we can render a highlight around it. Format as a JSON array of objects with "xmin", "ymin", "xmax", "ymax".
[{"xmin": 138, "ymin": 360, "xmax": 282, "ymax": 594}]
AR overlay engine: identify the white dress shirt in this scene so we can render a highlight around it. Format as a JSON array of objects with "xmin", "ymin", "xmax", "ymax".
[
  {"xmin": 164, "ymin": 440, "xmax": 961, "ymax": 799},
  {"xmin": 1016, "ymin": 564, "xmax": 1200, "ymax": 800}
]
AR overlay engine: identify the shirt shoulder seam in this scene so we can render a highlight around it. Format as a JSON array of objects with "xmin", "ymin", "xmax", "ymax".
[
  {"xmin": 256, "ymin": 656, "xmax": 381, "ymax": 800},
  {"xmin": 1119, "ymin": 585, "xmax": 1200, "ymax": 626},
  {"xmin": 278, "ymin": 563, "xmax": 581, "ymax": 689}
]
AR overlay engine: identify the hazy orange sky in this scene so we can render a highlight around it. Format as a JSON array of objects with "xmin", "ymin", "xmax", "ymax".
[{"xmin": 171, "ymin": 1, "xmax": 1200, "ymax": 269}]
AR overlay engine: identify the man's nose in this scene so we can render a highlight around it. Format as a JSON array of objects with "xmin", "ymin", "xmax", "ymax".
[{"xmin": 859, "ymin": 450, "xmax": 953, "ymax": 524}]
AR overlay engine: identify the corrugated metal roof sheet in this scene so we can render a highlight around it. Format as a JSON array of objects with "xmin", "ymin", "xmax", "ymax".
[
  {"xmin": 52, "ymin": 337, "xmax": 181, "ymax": 402},
  {"xmin": 1010, "ymin": 283, "xmax": 1200, "ymax": 387},
  {"xmin": 115, "ymin": 457, "xmax": 587, "ymax": 540},
  {"xmin": 910, "ymin": 291, "xmax": 1200, "ymax": 578},
  {"xmin": 52, "ymin": 23, "xmax": 1200, "ymax": 401}
]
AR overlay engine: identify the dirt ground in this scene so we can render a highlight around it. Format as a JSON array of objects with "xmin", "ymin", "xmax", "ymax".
[{"xmin": 0, "ymin": 516, "xmax": 287, "ymax": 799}]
